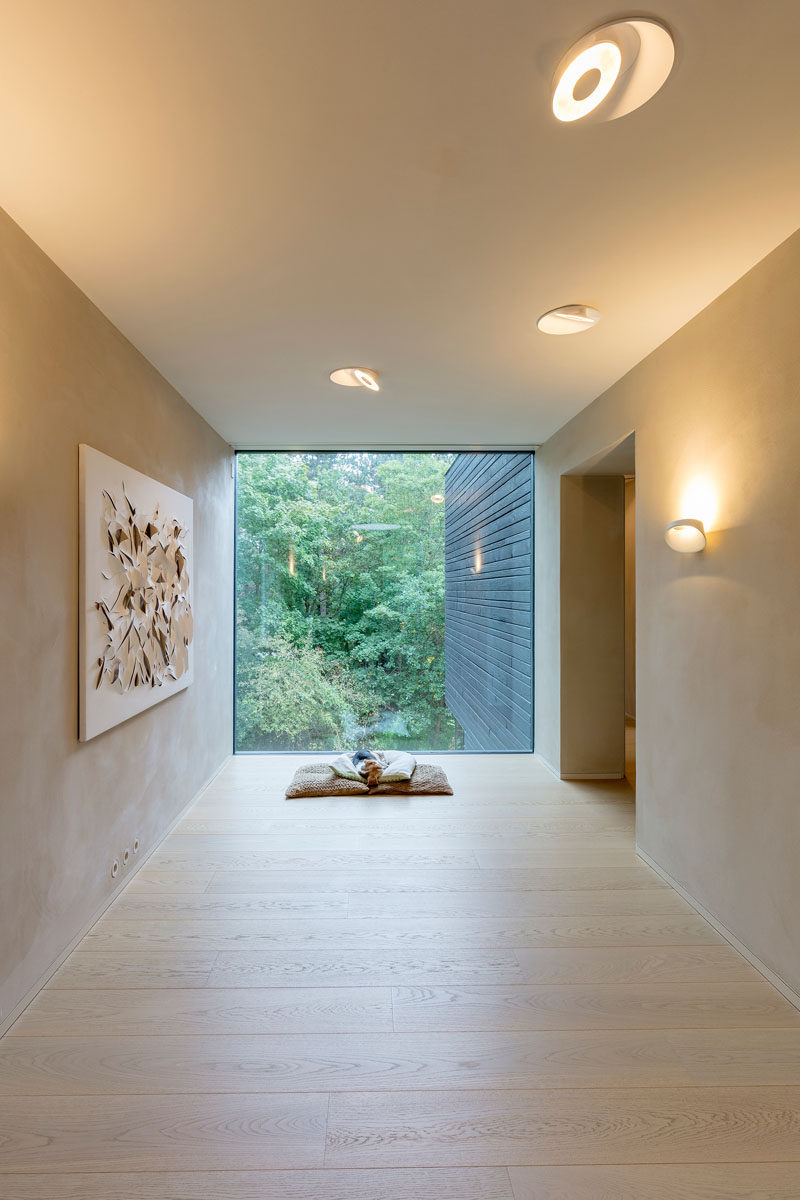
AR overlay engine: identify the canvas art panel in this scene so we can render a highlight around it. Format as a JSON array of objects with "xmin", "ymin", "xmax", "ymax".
[{"xmin": 79, "ymin": 445, "xmax": 194, "ymax": 741}]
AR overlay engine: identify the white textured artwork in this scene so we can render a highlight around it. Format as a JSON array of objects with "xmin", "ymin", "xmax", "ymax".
[{"xmin": 79, "ymin": 445, "xmax": 194, "ymax": 741}]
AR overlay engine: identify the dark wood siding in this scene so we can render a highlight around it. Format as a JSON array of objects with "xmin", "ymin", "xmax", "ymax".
[{"xmin": 445, "ymin": 452, "xmax": 533, "ymax": 751}]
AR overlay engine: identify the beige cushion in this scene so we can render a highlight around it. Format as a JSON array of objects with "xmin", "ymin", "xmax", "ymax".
[{"xmin": 285, "ymin": 761, "xmax": 453, "ymax": 798}]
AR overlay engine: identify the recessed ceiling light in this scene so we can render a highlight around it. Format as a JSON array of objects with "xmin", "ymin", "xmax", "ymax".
[
  {"xmin": 329, "ymin": 366, "xmax": 381, "ymax": 391},
  {"xmin": 353, "ymin": 368, "xmax": 380, "ymax": 391},
  {"xmin": 537, "ymin": 305, "xmax": 600, "ymax": 335},
  {"xmin": 552, "ymin": 18, "xmax": 675, "ymax": 124},
  {"xmin": 552, "ymin": 42, "xmax": 622, "ymax": 123}
]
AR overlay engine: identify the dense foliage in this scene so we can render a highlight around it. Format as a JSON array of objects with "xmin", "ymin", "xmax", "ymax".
[{"xmin": 235, "ymin": 452, "xmax": 464, "ymax": 751}]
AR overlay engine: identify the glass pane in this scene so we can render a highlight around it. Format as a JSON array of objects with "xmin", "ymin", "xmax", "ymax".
[{"xmin": 235, "ymin": 451, "xmax": 465, "ymax": 752}]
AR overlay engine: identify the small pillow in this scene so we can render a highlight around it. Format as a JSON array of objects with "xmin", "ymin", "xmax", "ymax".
[
  {"xmin": 379, "ymin": 749, "xmax": 417, "ymax": 781},
  {"xmin": 328, "ymin": 752, "xmax": 364, "ymax": 781},
  {"xmin": 286, "ymin": 763, "xmax": 369, "ymax": 798}
]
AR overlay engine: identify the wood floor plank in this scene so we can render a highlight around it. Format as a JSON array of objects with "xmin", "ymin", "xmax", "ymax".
[
  {"xmin": 324, "ymin": 1087, "xmax": 800, "ymax": 1166},
  {"xmin": 347, "ymin": 889, "xmax": 692, "ymax": 918},
  {"xmin": 148, "ymin": 850, "xmax": 481, "ymax": 871},
  {"xmin": 0, "ymin": 1030, "xmax": 696, "ymax": 1094},
  {"xmin": 514, "ymin": 945, "xmax": 760, "ymax": 985},
  {"xmin": 163, "ymin": 832, "xmax": 633, "ymax": 853},
  {"xmin": 49, "ymin": 953, "xmax": 218, "ymax": 990},
  {"xmin": 126, "ymin": 871, "xmax": 216, "ymax": 894},
  {"xmin": 9, "ymin": 988, "xmax": 393, "ymax": 1036},
  {"xmin": 0, "ymin": 1093, "xmax": 328, "ymax": 1172},
  {"xmin": 668, "ymin": 1028, "xmax": 800, "ymax": 1084},
  {"xmin": 109, "ymin": 893, "xmax": 351, "ymax": 919},
  {"xmin": 114, "ymin": 890, "xmax": 692, "ymax": 921},
  {"xmin": 391, "ymin": 981, "xmax": 800, "ymax": 1031},
  {"xmin": 203, "ymin": 945, "xmax": 760, "ymax": 989},
  {"xmin": 0, "ymin": 1167, "xmax": 515, "ymax": 1200},
  {"xmin": 507, "ymin": 1164, "xmax": 800, "ymax": 1199},
  {"xmin": 178, "ymin": 813, "xmax": 634, "ymax": 836},
  {"xmin": 193, "ymin": 800, "xmax": 634, "ymax": 819},
  {"xmin": 53, "ymin": 949, "xmax": 525, "ymax": 989},
  {"xmin": 203, "ymin": 865, "xmax": 667, "ymax": 893},
  {"xmin": 474, "ymin": 850, "xmax": 649, "ymax": 870},
  {"xmin": 207, "ymin": 949, "xmax": 526, "ymax": 987},
  {"xmin": 83, "ymin": 914, "xmax": 723, "ymax": 952}
]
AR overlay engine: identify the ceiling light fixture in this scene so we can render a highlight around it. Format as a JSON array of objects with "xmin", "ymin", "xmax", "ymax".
[
  {"xmin": 537, "ymin": 305, "xmax": 600, "ymax": 336},
  {"xmin": 552, "ymin": 18, "xmax": 675, "ymax": 124},
  {"xmin": 353, "ymin": 368, "xmax": 380, "ymax": 391},
  {"xmin": 552, "ymin": 41, "xmax": 622, "ymax": 122},
  {"xmin": 431, "ymin": 493, "xmax": 444, "ymax": 504},
  {"xmin": 329, "ymin": 366, "xmax": 381, "ymax": 391}
]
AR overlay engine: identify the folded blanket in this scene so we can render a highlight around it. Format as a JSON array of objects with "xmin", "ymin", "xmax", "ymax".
[{"xmin": 330, "ymin": 749, "xmax": 417, "ymax": 783}]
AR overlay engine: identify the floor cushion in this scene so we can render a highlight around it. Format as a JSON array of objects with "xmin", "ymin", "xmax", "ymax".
[
  {"xmin": 286, "ymin": 761, "xmax": 453, "ymax": 798},
  {"xmin": 285, "ymin": 763, "xmax": 369, "ymax": 797}
]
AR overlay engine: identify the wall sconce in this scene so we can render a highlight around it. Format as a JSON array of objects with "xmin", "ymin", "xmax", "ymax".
[{"xmin": 664, "ymin": 518, "xmax": 706, "ymax": 553}]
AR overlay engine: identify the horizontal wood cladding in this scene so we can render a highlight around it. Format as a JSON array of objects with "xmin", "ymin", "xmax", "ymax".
[{"xmin": 445, "ymin": 453, "xmax": 533, "ymax": 751}]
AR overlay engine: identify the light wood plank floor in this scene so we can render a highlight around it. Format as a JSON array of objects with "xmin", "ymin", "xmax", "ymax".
[{"xmin": 3, "ymin": 754, "xmax": 800, "ymax": 1199}]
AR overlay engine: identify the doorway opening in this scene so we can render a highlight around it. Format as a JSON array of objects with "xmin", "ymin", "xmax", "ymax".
[
  {"xmin": 624, "ymin": 472, "xmax": 636, "ymax": 788},
  {"xmin": 559, "ymin": 433, "xmax": 635, "ymax": 788}
]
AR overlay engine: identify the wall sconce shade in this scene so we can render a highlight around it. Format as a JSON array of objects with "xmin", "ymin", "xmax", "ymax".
[{"xmin": 664, "ymin": 518, "xmax": 706, "ymax": 553}]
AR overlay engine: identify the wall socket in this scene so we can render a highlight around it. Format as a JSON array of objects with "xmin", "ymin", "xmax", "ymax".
[{"xmin": 112, "ymin": 836, "xmax": 140, "ymax": 880}]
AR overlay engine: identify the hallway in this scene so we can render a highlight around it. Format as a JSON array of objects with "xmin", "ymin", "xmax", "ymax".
[{"xmin": 1, "ymin": 754, "xmax": 799, "ymax": 1197}]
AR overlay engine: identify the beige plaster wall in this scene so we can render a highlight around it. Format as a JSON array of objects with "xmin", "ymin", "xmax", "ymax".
[
  {"xmin": 0, "ymin": 208, "xmax": 234, "ymax": 1026},
  {"xmin": 535, "ymin": 227, "xmax": 800, "ymax": 997}
]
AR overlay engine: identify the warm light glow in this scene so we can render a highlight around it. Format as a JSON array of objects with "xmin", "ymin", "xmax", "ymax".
[
  {"xmin": 353, "ymin": 368, "xmax": 380, "ymax": 392},
  {"xmin": 431, "ymin": 493, "xmax": 444, "ymax": 504},
  {"xmin": 537, "ymin": 305, "xmax": 600, "ymax": 335},
  {"xmin": 664, "ymin": 518, "xmax": 706, "ymax": 553},
  {"xmin": 355, "ymin": 533, "xmax": 363, "ymax": 543},
  {"xmin": 474, "ymin": 550, "xmax": 482, "ymax": 573},
  {"xmin": 552, "ymin": 41, "xmax": 622, "ymax": 122},
  {"xmin": 329, "ymin": 366, "xmax": 380, "ymax": 391},
  {"xmin": 322, "ymin": 566, "xmax": 327, "ymax": 582},
  {"xmin": 288, "ymin": 550, "xmax": 296, "ymax": 575},
  {"xmin": 681, "ymin": 477, "xmax": 718, "ymax": 531}
]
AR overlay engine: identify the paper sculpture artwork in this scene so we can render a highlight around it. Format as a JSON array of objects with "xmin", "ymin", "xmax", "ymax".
[{"xmin": 79, "ymin": 445, "xmax": 194, "ymax": 741}]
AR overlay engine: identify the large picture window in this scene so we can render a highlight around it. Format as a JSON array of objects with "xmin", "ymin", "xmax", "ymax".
[{"xmin": 235, "ymin": 451, "xmax": 464, "ymax": 752}]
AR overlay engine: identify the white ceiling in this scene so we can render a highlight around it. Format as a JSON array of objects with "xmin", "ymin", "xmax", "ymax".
[{"xmin": 2, "ymin": 1, "xmax": 800, "ymax": 448}]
